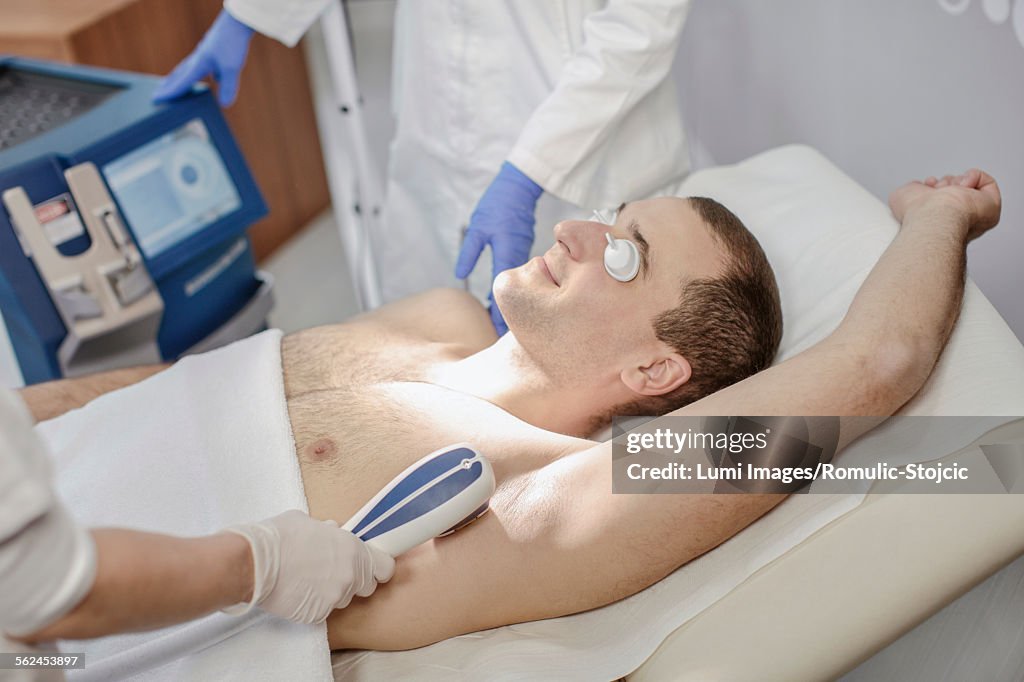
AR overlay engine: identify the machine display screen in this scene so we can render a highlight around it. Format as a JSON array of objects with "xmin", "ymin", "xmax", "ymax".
[{"xmin": 103, "ymin": 119, "xmax": 241, "ymax": 259}]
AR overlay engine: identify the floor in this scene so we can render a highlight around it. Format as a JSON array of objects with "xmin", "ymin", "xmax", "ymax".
[
  {"xmin": 264, "ymin": 209, "xmax": 356, "ymax": 334},
  {"xmin": 264, "ymin": 0, "xmax": 397, "ymax": 333},
  {"xmin": 841, "ymin": 552, "xmax": 1024, "ymax": 681}
]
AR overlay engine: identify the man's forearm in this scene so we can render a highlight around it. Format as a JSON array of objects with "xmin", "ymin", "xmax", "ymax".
[
  {"xmin": 19, "ymin": 364, "xmax": 168, "ymax": 422},
  {"xmin": 831, "ymin": 202, "xmax": 969, "ymax": 404}
]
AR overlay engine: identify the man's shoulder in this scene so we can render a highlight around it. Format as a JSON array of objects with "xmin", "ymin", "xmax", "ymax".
[
  {"xmin": 414, "ymin": 287, "xmax": 484, "ymax": 311},
  {"xmin": 352, "ymin": 288, "xmax": 496, "ymax": 350}
]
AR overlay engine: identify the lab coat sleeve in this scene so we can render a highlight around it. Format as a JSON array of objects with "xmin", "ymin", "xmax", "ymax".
[
  {"xmin": 223, "ymin": 0, "xmax": 333, "ymax": 48},
  {"xmin": 0, "ymin": 390, "xmax": 97, "ymax": 637},
  {"xmin": 507, "ymin": 0, "xmax": 693, "ymax": 208}
]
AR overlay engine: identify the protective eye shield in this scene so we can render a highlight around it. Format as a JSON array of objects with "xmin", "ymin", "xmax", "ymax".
[
  {"xmin": 604, "ymin": 233, "xmax": 640, "ymax": 282},
  {"xmin": 593, "ymin": 210, "xmax": 640, "ymax": 282}
]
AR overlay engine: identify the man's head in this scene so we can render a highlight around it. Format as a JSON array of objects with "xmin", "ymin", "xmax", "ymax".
[{"xmin": 493, "ymin": 196, "xmax": 782, "ymax": 426}]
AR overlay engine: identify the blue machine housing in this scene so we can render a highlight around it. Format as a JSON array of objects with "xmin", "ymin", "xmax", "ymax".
[{"xmin": 0, "ymin": 57, "xmax": 268, "ymax": 383}]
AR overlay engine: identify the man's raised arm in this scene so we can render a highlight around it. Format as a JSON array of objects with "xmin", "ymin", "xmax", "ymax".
[
  {"xmin": 328, "ymin": 170, "xmax": 1001, "ymax": 651},
  {"xmin": 661, "ymin": 168, "xmax": 1000, "ymax": 430}
]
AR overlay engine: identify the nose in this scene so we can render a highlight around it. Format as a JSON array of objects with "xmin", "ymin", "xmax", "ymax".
[{"xmin": 553, "ymin": 219, "xmax": 608, "ymax": 261}]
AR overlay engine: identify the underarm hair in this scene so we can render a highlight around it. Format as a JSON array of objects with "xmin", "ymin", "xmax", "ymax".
[{"xmin": 19, "ymin": 364, "xmax": 169, "ymax": 423}]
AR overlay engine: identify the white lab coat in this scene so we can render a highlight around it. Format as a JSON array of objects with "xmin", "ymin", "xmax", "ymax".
[
  {"xmin": 0, "ymin": 389, "xmax": 96, "ymax": 638},
  {"xmin": 226, "ymin": 0, "xmax": 692, "ymax": 301}
]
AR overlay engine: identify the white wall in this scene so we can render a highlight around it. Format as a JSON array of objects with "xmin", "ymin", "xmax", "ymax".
[
  {"xmin": 674, "ymin": 0, "xmax": 1024, "ymax": 340},
  {"xmin": 337, "ymin": 1, "xmax": 1024, "ymax": 339}
]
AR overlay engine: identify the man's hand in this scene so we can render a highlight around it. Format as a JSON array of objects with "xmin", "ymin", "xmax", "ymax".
[
  {"xmin": 889, "ymin": 168, "xmax": 1001, "ymax": 241},
  {"xmin": 224, "ymin": 510, "xmax": 395, "ymax": 624}
]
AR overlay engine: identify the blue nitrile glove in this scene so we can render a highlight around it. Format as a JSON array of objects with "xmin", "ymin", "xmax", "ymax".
[
  {"xmin": 153, "ymin": 10, "xmax": 254, "ymax": 107},
  {"xmin": 455, "ymin": 162, "xmax": 544, "ymax": 336}
]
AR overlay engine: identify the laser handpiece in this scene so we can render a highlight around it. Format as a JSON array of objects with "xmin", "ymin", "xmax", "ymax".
[{"xmin": 343, "ymin": 443, "xmax": 495, "ymax": 557}]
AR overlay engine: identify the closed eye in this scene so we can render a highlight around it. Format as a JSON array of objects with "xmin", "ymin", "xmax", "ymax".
[{"xmin": 628, "ymin": 219, "xmax": 651, "ymax": 279}]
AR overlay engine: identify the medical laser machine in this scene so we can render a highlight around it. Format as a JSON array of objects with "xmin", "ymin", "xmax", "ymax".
[{"xmin": 0, "ymin": 57, "xmax": 272, "ymax": 385}]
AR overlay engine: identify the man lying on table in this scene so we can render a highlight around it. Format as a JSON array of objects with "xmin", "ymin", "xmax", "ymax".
[{"xmin": 19, "ymin": 169, "xmax": 999, "ymax": 652}]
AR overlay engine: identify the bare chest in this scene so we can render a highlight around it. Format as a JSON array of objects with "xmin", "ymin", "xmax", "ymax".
[{"xmin": 280, "ymin": 326, "xmax": 579, "ymax": 522}]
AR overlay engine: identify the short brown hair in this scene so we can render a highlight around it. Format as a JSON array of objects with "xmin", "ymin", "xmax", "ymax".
[{"xmin": 604, "ymin": 197, "xmax": 782, "ymax": 423}]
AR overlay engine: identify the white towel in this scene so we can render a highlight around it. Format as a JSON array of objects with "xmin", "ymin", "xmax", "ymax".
[{"xmin": 37, "ymin": 329, "xmax": 332, "ymax": 682}]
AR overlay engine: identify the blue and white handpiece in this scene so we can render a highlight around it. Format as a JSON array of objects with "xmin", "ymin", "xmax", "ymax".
[{"xmin": 343, "ymin": 443, "xmax": 495, "ymax": 557}]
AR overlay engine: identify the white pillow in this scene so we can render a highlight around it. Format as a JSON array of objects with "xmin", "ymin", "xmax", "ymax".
[{"xmin": 683, "ymin": 144, "xmax": 1024, "ymax": 416}]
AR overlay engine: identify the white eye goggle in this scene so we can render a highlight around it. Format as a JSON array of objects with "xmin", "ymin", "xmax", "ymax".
[{"xmin": 592, "ymin": 209, "xmax": 640, "ymax": 283}]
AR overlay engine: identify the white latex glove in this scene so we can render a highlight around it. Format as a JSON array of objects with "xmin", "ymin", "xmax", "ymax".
[{"xmin": 222, "ymin": 510, "xmax": 395, "ymax": 624}]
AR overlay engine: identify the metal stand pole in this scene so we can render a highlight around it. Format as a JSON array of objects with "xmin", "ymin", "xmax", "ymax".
[{"xmin": 317, "ymin": 0, "xmax": 384, "ymax": 310}]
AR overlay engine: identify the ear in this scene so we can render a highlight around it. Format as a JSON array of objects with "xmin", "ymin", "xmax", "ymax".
[{"xmin": 620, "ymin": 352, "xmax": 692, "ymax": 397}]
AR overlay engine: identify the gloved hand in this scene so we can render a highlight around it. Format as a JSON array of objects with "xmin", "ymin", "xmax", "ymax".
[
  {"xmin": 152, "ymin": 10, "xmax": 254, "ymax": 107},
  {"xmin": 222, "ymin": 510, "xmax": 395, "ymax": 624},
  {"xmin": 455, "ymin": 161, "xmax": 544, "ymax": 335}
]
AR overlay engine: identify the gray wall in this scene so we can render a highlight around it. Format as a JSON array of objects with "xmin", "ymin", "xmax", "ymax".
[{"xmin": 674, "ymin": 0, "xmax": 1024, "ymax": 340}]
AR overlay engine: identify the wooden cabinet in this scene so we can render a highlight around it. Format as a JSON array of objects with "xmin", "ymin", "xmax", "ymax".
[{"xmin": 0, "ymin": 0, "xmax": 330, "ymax": 261}]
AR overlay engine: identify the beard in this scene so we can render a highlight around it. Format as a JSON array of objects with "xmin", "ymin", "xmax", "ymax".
[
  {"xmin": 494, "ymin": 273, "xmax": 615, "ymax": 387},
  {"xmin": 492, "ymin": 267, "xmax": 578, "ymax": 353},
  {"xmin": 494, "ymin": 272, "xmax": 548, "ymax": 339}
]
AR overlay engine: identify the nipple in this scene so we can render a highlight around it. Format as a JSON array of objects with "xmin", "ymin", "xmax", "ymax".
[{"xmin": 604, "ymin": 233, "xmax": 640, "ymax": 282}]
